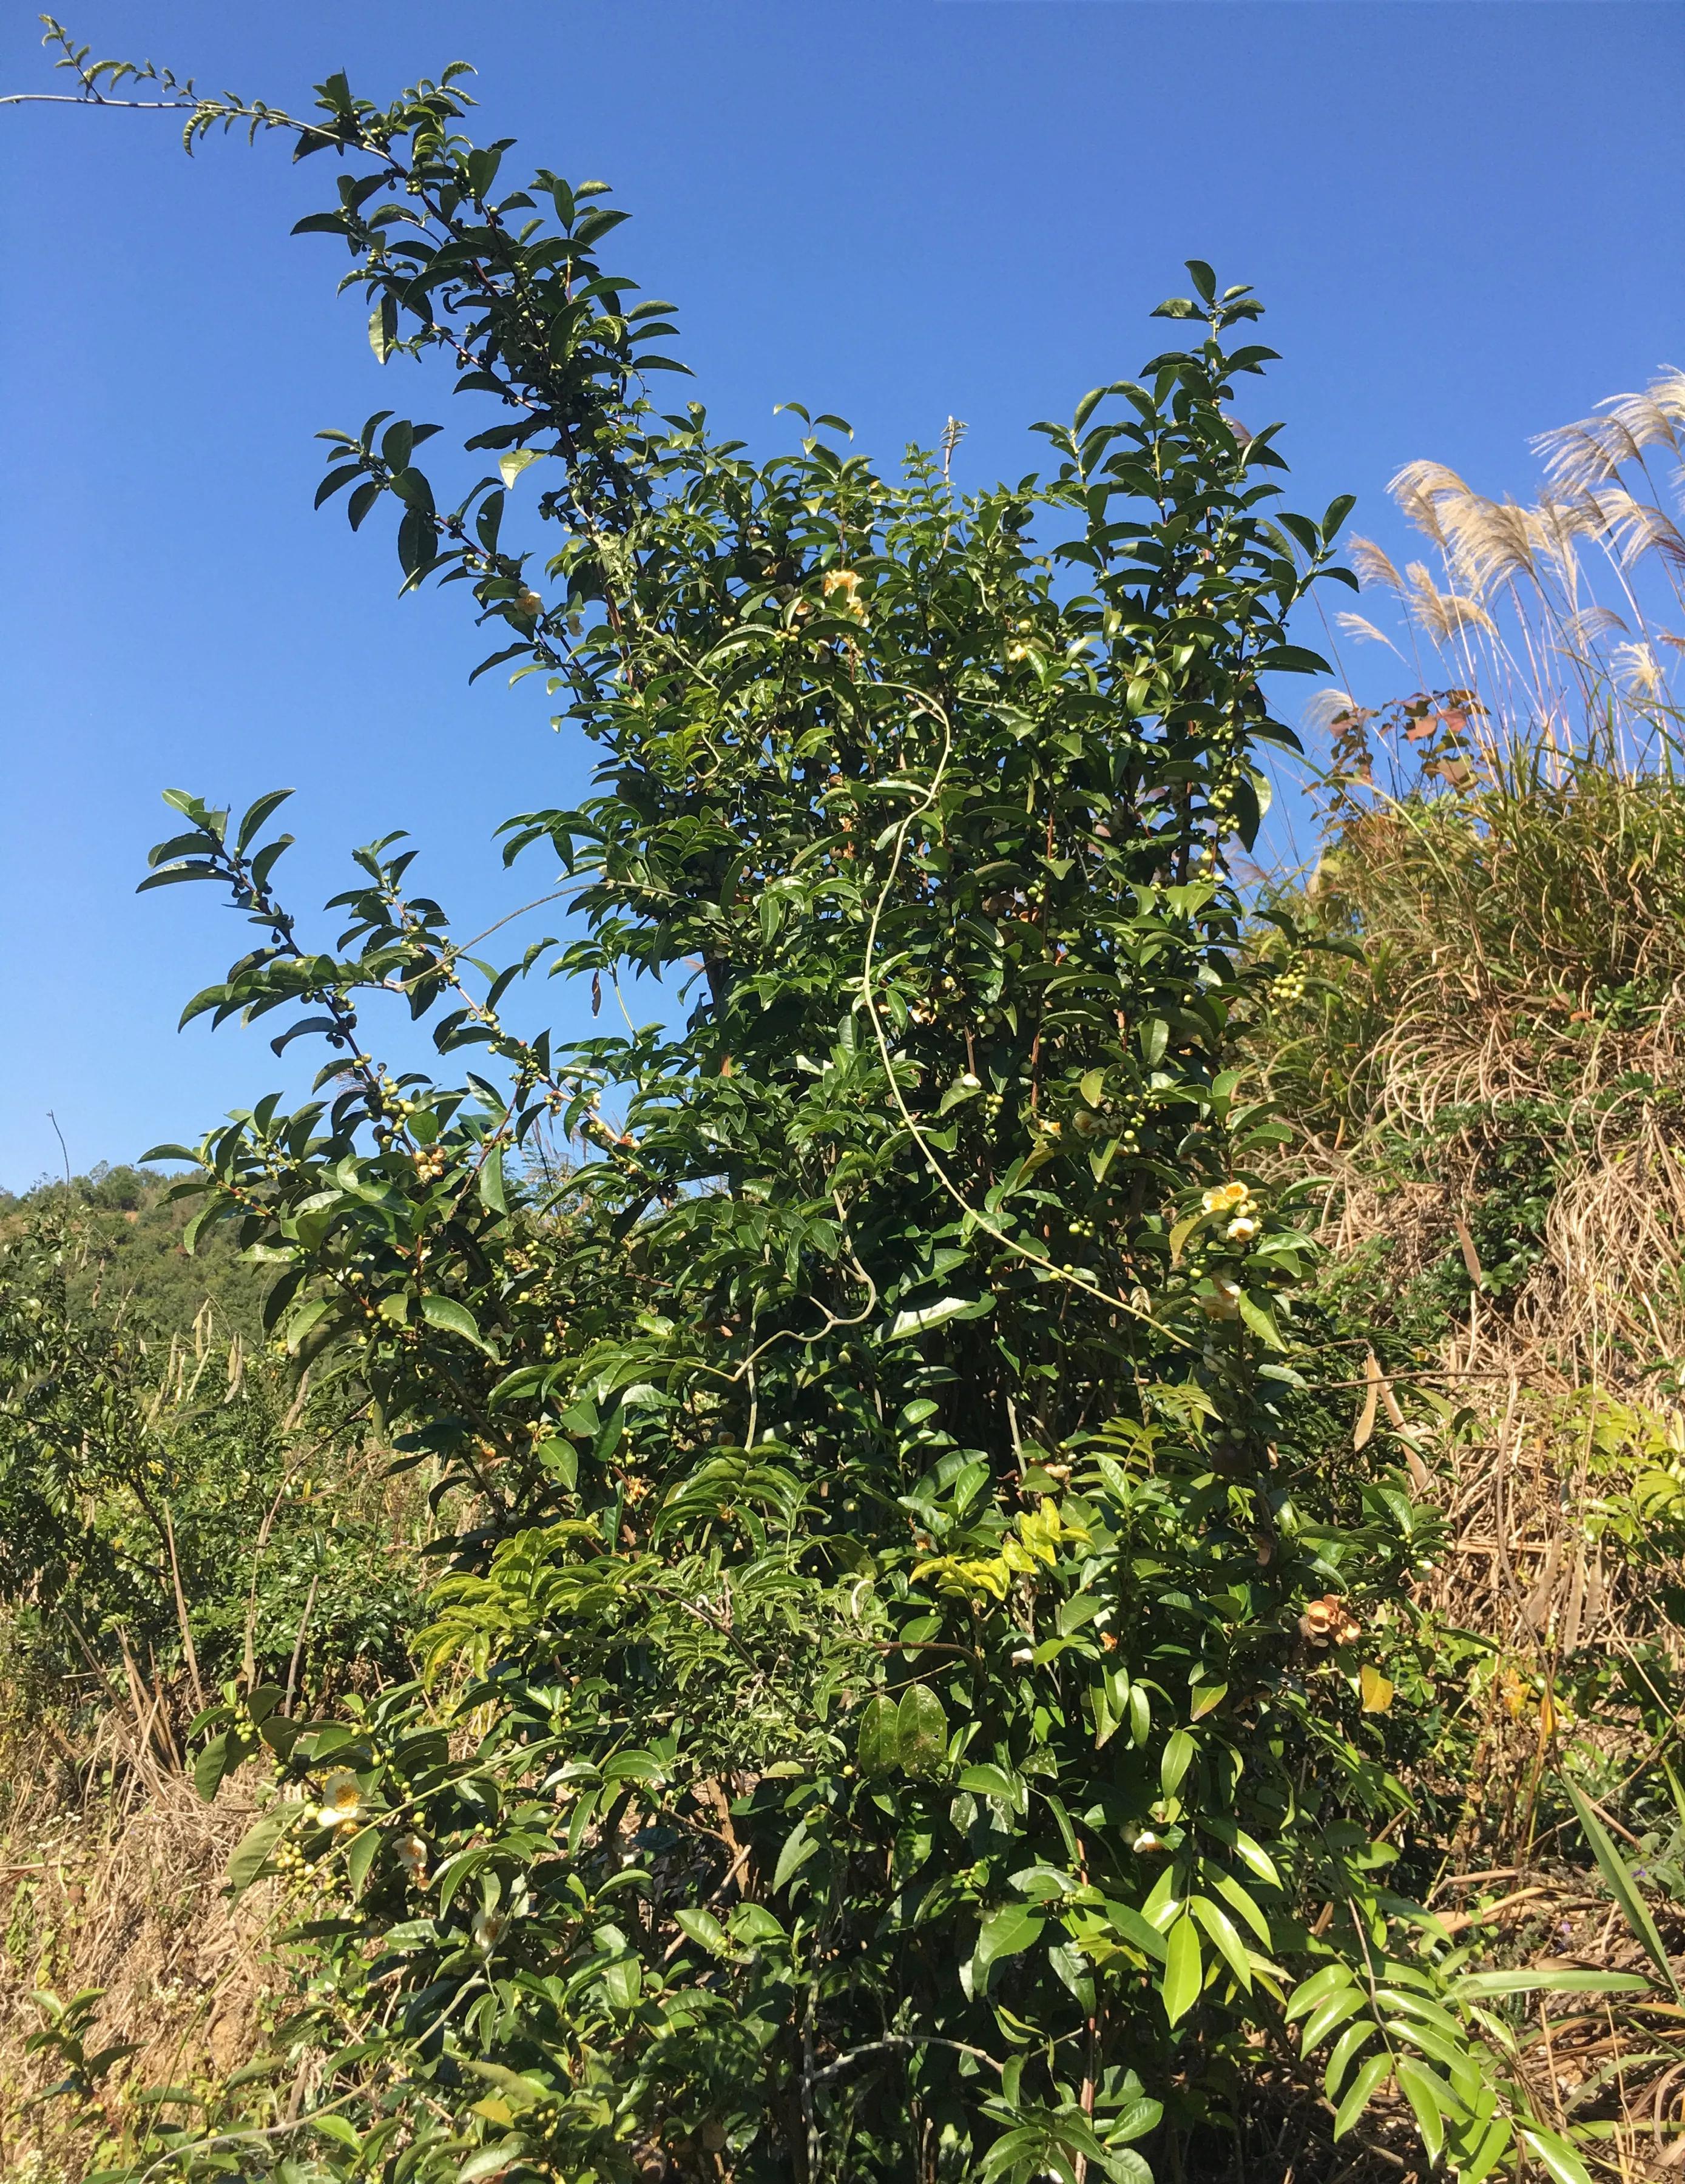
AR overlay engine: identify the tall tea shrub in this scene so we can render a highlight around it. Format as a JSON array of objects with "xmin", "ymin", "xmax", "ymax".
[{"xmin": 26, "ymin": 40, "xmax": 1620, "ymax": 2184}]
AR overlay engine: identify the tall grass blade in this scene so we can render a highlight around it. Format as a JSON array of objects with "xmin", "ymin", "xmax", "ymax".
[{"xmin": 1562, "ymin": 1776, "xmax": 1678, "ymax": 1997}]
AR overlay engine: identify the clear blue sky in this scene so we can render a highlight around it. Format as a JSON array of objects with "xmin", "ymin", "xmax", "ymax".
[{"xmin": 2, "ymin": 3, "xmax": 1680, "ymax": 1191}]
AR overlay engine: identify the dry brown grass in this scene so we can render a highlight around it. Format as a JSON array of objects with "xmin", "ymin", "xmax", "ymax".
[
  {"xmin": 1249, "ymin": 390, "xmax": 1685, "ymax": 2163},
  {"xmin": 0, "ymin": 1691, "xmax": 283, "ymax": 2182}
]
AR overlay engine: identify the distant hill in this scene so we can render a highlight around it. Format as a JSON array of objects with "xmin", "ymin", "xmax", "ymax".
[{"xmin": 0, "ymin": 1165, "xmax": 271, "ymax": 1341}]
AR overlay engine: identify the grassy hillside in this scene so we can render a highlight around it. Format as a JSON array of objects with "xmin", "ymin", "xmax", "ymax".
[{"xmin": 0, "ymin": 1166, "xmax": 273, "ymax": 1343}]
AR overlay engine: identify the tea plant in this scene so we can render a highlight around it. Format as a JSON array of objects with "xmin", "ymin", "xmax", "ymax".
[{"xmin": 16, "ymin": 26, "xmax": 1635, "ymax": 2183}]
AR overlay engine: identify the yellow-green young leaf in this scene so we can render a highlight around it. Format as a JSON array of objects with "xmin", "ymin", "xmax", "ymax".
[
  {"xmin": 1168, "ymin": 1211, "xmax": 1208, "ymax": 1266},
  {"xmin": 1078, "ymin": 1068, "xmax": 1106, "ymax": 1107},
  {"xmin": 1189, "ymin": 1681, "xmax": 1227, "ymax": 1721},
  {"xmin": 1323, "ymin": 2017, "xmax": 1378, "ymax": 2100},
  {"xmin": 1359, "ymin": 1663, "xmax": 1394, "ymax": 1713},
  {"xmin": 1332, "ymin": 2053, "xmax": 1391, "ymax": 2140},
  {"xmin": 1518, "ymin": 2128, "xmax": 1594, "ymax": 2184},
  {"xmin": 1394, "ymin": 2058, "xmax": 1446, "ymax": 2166},
  {"xmin": 1160, "ymin": 1913, "xmax": 1203, "ymax": 2026},
  {"xmin": 311, "ymin": 2114, "xmax": 362, "ymax": 2153}
]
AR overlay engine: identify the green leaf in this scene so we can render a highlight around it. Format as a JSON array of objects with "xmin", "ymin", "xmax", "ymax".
[
  {"xmin": 673, "ymin": 1907, "xmax": 729, "ymax": 1955},
  {"xmin": 1232, "ymin": 1828, "xmax": 1280, "ymax": 1886},
  {"xmin": 1394, "ymin": 2057, "xmax": 1445, "ymax": 2166},
  {"xmin": 478, "ymin": 1147, "xmax": 507, "ymax": 1213},
  {"xmin": 772, "ymin": 1822, "xmax": 817, "ymax": 1894},
  {"xmin": 856, "ymin": 1694, "xmax": 899, "ymax": 1776},
  {"xmin": 193, "ymin": 1731, "xmax": 231, "ymax": 1805},
  {"xmin": 896, "ymin": 1683, "xmax": 950, "ymax": 1776},
  {"xmin": 369, "ymin": 294, "xmax": 398, "ymax": 363},
  {"xmin": 1160, "ymin": 1729, "xmax": 1195, "ymax": 1796},
  {"xmin": 1160, "ymin": 1913, "xmax": 1202, "ymax": 2026},
  {"xmin": 1168, "ymin": 1210, "xmax": 1209, "ymax": 1266},
  {"xmin": 601, "ymin": 1748, "xmax": 666, "ymax": 1784},
  {"xmin": 1331, "ymin": 2052, "xmax": 1391, "ymax": 2140},
  {"xmin": 226, "ymin": 1813, "xmax": 285, "ymax": 1899},
  {"xmin": 1323, "ymin": 2017, "xmax": 1378, "ymax": 2100},
  {"xmin": 419, "ymin": 1294, "xmax": 496, "ymax": 1355},
  {"xmin": 235, "ymin": 788, "xmax": 294, "ymax": 854},
  {"xmin": 459, "ymin": 2143, "xmax": 526, "ymax": 2183},
  {"xmin": 1190, "ymin": 1893, "xmax": 1252, "ymax": 1992},
  {"xmin": 1299, "ymin": 1984, "xmax": 1369, "ymax": 2054},
  {"xmin": 311, "ymin": 2114, "xmax": 362, "ymax": 2153},
  {"xmin": 888, "ymin": 1295, "xmax": 993, "ymax": 1340},
  {"xmin": 599, "ymin": 1952, "xmax": 641, "ymax": 2012},
  {"xmin": 1102, "ymin": 1899, "xmax": 1169, "ymax": 1964},
  {"xmin": 1237, "ymin": 1293, "xmax": 1285, "ymax": 1350},
  {"xmin": 1518, "ymin": 2127, "xmax": 1594, "ymax": 2184},
  {"xmin": 1563, "ymin": 1775, "xmax": 1678, "ymax": 1994},
  {"xmin": 1451, "ymin": 1968, "xmax": 1647, "ymax": 1999},
  {"xmin": 975, "ymin": 1905, "xmax": 1044, "ymax": 1972},
  {"xmin": 346, "ymin": 1824, "xmax": 382, "ymax": 1901}
]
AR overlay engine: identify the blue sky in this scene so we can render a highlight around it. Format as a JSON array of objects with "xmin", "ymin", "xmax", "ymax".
[{"xmin": 2, "ymin": 2, "xmax": 1681, "ymax": 1190}]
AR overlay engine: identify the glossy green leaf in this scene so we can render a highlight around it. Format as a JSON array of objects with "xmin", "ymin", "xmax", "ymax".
[
  {"xmin": 1394, "ymin": 2058, "xmax": 1445, "ymax": 2166},
  {"xmin": 856, "ymin": 1694, "xmax": 900, "ymax": 1776},
  {"xmin": 975, "ymin": 1905, "xmax": 1044, "ymax": 1972},
  {"xmin": 896, "ymin": 1683, "xmax": 950, "ymax": 1776},
  {"xmin": 1160, "ymin": 1913, "xmax": 1203, "ymax": 2026},
  {"xmin": 418, "ymin": 1294, "xmax": 495, "ymax": 1354},
  {"xmin": 1323, "ymin": 2017, "xmax": 1377, "ymax": 2100},
  {"xmin": 1518, "ymin": 2128, "xmax": 1594, "ymax": 2184},
  {"xmin": 1331, "ymin": 2053, "xmax": 1391, "ymax": 2140}
]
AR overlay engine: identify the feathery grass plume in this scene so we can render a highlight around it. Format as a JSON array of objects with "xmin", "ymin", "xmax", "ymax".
[
  {"xmin": 1332, "ymin": 607, "xmax": 1404, "ymax": 656},
  {"xmin": 1329, "ymin": 374, "xmax": 1685, "ymax": 781}
]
